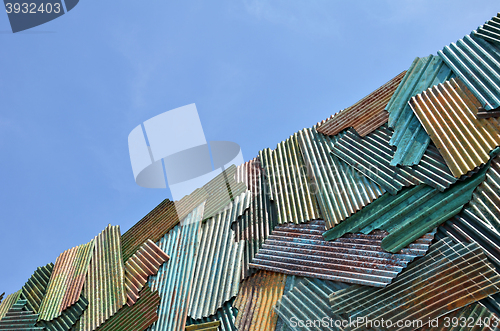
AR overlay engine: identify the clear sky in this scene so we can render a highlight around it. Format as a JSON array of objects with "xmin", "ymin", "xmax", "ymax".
[{"xmin": 0, "ymin": 1, "xmax": 498, "ymax": 295}]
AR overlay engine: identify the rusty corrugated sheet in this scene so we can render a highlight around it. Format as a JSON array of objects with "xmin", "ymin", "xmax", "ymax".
[
  {"xmin": 148, "ymin": 203, "xmax": 205, "ymax": 331},
  {"xmin": 316, "ymin": 71, "xmax": 406, "ymax": 137},
  {"xmin": 38, "ymin": 297, "xmax": 88, "ymax": 331},
  {"xmin": 297, "ymin": 126, "xmax": 385, "ymax": 230},
  {"xmin": 185, "ymin": 321, "xmax": 220, "ymax": 331},
  {"xmin": 79, "ymin": 225, "xmax": 126, "ymax": 331},
  {"xmin": 331, "ymin": 124, "xmax": 457, "ymax": 195},
  {"xmin": 0, "ymin": 299, "xmax": 44, "ymax": 330},
  {"xmin": 475, "ymin": 13, "xmax": 500, "ymax": 46},
  {"xmin": 329, "ymin": 238, "xmax": 500, "ymax": 331},
  {"xmin": 38, "ymin": 240, "xmax": 94, "ymax": 321},
  {"xmin": 124, "ymin": 239, "xmax": 169, "ymax": 307},
  {"xmin": 187, "ymin": 299, "xmax": 238, "ymax": 331},
  {"xmin": 410, "ymin": 78, "xmax": 500, "ymax": 178},
  {"xmin": 386, "ymin": 55, "xmax": 454, "ymax": 166},
  {"xmin": 250, "ymin": 220, "xmax": 435, "ymax": 287},
  {"xmin": 233, "ymin": 270, "xmax": 287, "ymax": 331},
  {"xmin": 260, "ymin": 133, "xmax": 321, "ymax": 225},
  {"xmin": 0, "ymin": 290, "xmax": 21, "ymax": 322}
]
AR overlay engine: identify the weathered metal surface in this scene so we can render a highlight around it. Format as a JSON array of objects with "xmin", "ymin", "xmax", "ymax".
[
  {"xmin": 124, "ymin": 239, "xmax": 169, "ymax": 307},
  {"xmin": 316, "ymin": 71, "xmax": 406, "ymax": 137},
  {"xmin": 410, "ymin": 78, "xmax": 500, "ymax": 178},
  {"xmin": 386, "ymin": 55, "xmax": 454, "ymax": 166},
  {"xmin": 38, "ymin": 240, "xmax": 94, "ymax": 322},
  {"xmin": 37, "ymin": 297, "xmax": 88, "ymax": 331},
  {"xmin": 331, "ymin": 124, "xmax": 457, "ymax": 195},
  {"xmin": 187, "ymin": 299, "xmax": 238, "ymax": 331},
  {"xmin": 185, "ymin": 321, "xmax": 220, "ymax": 331},
  {"xmin": 250, "ymin": 220, "xmax": 435, "ymax": 287},
  {"xmin": 478, "ymin": 107, "xmax": 500, "ymax": 119},
  {"xmin": 79, "ymin": 225, "xmax": 126, "ymax": 331},
  {"xmin": 297, "ymin": 126, "xmax": 385, "ymax": 230},
  {"xmin": 187, "ymin": 194, "xmax": 246, "ymax": 319},
  {"xmin": 233, "ymin": 270, "xmax": 287, "ymax": 331},
  {"xmin": 20, "ymin": 263, "xmax": 53, "ymax": 314},
  {"xmin": 259, "ymin": 133, "xmax": 321, "ymax": 225},
  {"xmin": 0, "ymin": 299, "xmax": 44, "ymax": 330},
  {"xmin": 94, "ymin": 285, "xmax": 160, "ymax": 331},
  {"xmin": 147, "ymin": 203, "xmax": 205, "ymax": 331},
  {"xmin": 475, "ymin": 13, "xmax": 500, "ymax": 46},
  {"xmin": 329, "ymin": 238, "xmax": 500, "ymax": 331},
  {"xmin": 0, "ymin": 290, "xmax": 21, "ymax": 322}
]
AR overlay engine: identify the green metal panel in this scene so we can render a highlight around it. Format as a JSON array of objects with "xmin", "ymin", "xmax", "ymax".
[
  {"xmin": 0, "ymin": 299, "xmax": 44, "ymax": 330},
  {"xmin": 187, "ymin": 299, "xmax": 238, "ymax": 331},
  {"xmin": 475, "ymin": 13, "xmax": 500, "ymax": 46}
]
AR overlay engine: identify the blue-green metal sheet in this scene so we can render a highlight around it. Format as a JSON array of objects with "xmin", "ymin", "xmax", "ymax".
[{"xmin": 475, "ymin": 13, "xmax": 500, "ymax": 46}]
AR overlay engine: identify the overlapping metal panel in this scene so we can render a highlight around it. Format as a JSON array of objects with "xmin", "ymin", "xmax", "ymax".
[
  {"xmin": 185, "ymin": 321, "xmax": 220, "ymax": 331},
  {"xmin": 147, "ymin": 203, "xmax": 205, "ymax": 331},
  {"xmin": 0, "ymin": 290, "xmax": 21, "ymax": 322},
  {"xmin": 423, "ymin": 302, "xmax": 500, "ymax": 331},
  {"xmin": 329, "ymin": 239, "xmax": 500, "ymax": 331},
  {"xmin": 38, "ymin": 297, "xmax": 88, "ymax": 331},
  {"xmin": 250, "ymin": 220, "xmax": 435, "ymax": 287},
  {"xmin": 233, "ymin": 270, "xmax": 287, "ymax": 331},
  {"xmin": 79, "ymin": 225, "xmax": 126, "ymax": 331},
  {"xmin": 259, "ymin": 133, "xmax": 321, "ymax": 225},
  {"xmin": 475, "ymin": 13, "xmax": 500, "ymax": 46},
  {"xmin": 410, "ymin": 77, "xmax": 500, "ymax": 178},
  {"xmin": 331, "ymin": 124, "xmax": 457, "ymax": 195},
  {"xmin": 0, "ymin": 299, "xmax": 44, "ymax": 330},
  {"xmin": 187, "ymin": 299, "xmax": 238, "ymax": 331},
  {"xmin": 124, "ymin": 239, "xmax": 169, "ymax": 307},
  {"xmin": 38, "ymin": 240, "xmax": 94, "ymax": 321},
  {"xmin": 297, "ymin": 126, "xmax": 385, "ymax": 230},
  {"xmin": 316, "ymin": 71, "xmax": 406, "ymax": 137},
  {"xmin": 438, "ymin": 32, "xmax": 500, "ymax": 110},
  {"xmin": 94, "ymin": 285, "xmax": 160, "ymax": 331},
  {"xmin": 386, "ymin": 55, "xmax": 454, "ymax": 166}
]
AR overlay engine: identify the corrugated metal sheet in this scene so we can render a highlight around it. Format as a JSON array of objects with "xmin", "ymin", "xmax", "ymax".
[
  {"xmin": 94, "ymin": 285, "xmax": 160, "ymax": 331},
  {"xmin": 0, "ymin": 290, "xmax": 21, "ymax": 322},
  {"xmin": 329, "ymin": 238, "xmax": 500, "ymax": 331},
  {"xmin": 297, "ymin": 126, "xmax": 385, "ymax": 230},
  {"xmin": 250, "ymin": 220, "xmax": 435, "ymax": 287},
  {"xmin": 475, "ymin": 13, "xmax": 500, "ymax": 46},
  {"xmin": 331, "ymin": 124, "xmax": 458, "ymax": 195},
  {"xmin": 316, "ymin": 71, "xmax": 406, "ymax": 137},
  {"xmin": 478, "ymin": 107, "xmax": 500, "ymax": 119},
  {"xmin": 0, "ymin": 299, "xmax": 44, "ymax": 330},
  {"xmin": 124, "ymin": 239, "xmax": 169, "ymax": 307},
  {"xmin": 187, "ymin": 299, "xmax": 238, "ymax": 331},
  {"xmin": 422, "ymin": 302, "xmax": 500, "ymax": 331},
  {"xmin": 323, "ymin": 164, "xmax": 488, "ymax": 253},
  {"xmin": 38, "ymin": 297, "xmax": 88, "ymax": 331},
  {"xmin": 410, "ymin": 78, "xmax": 500, "ymax": 178},
  {"xmin": 185, "ymin": 321, "xmax": 220, "ymax": 331},
  {"xmin": 38, "ymin": 240, "xmax": 94, "ymax": 321},
  {"xmin": 386, "ymin": 55, "xmax": 454, "ymax": 166},
  {"xmin": 187, "ymin": 194, "xmax": 246, "ymax": 320},
  {"xmin": 148, "ymin": 203, "xmax": 205, "ymax": 331},
  {"xmin": 79, "ymin": 225, "xmax": 126, "ymax": 331},
  {"xmin": 233, "ymin": 270, "xmax": 287, "ymax": 331},
  {"xmin": 438, "ymin": 33, "xmax": 500, "ymax": 111},
  {"xmin": 259, "ymin": 133, "xmax": 321, "ymax": 225}
]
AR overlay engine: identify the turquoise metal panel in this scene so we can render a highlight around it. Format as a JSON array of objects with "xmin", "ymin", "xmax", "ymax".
[
  {"xmin": 475, "ymin": 13, "xmax": 500, "ymax": 46},
  {"xmin": 0, "ymin": 299, "xmax": 44, "ymax": 330},
  {"xmin": 187, "ymin": 299, "xmax": 238, "ymax": 331}
]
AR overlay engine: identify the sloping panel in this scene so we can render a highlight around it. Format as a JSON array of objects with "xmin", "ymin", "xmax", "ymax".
[
  {"xmin": 233, "ymin": 270, "xmax": 287, "ymax": 331},
  {"xmin": 316, "ymin": 71, "xmax": 406, "ymax": 137},
  {"xmin": 38, "ymin": 240, "xmax": 94, "ymax": 321},
  {"xmin": 329, "ymin": 239, "xmax": 500, "ymax": 331},
  {"xmin": 148, "ymin": 203, "xmax": 205, "ymax": 331},
  {"xmin": 185, "ymin": 321, "xmax": 220, "ymax": 331},
  {"xmin": 250, "ymin": 220, "xmax": 435, "ymax": 287},
  {"xmin": 124, "ymin": 239, "xmax": 169, "ymax": 307},
  {"xmin": 297, "ymin": 126, "xmax": 385, "ymax": 230},
  {"xmin": 21, "ymin": 263, "xmax": 54, "ymax": 314},
  {"xmin": 475, "ymin": 13, "xmax": 500, "ymax": 46},
  {"xmin": 79, "ymin": 225, "xmax": 126, "ymax": 331},
  {"xmin": 323, "ymin": 165, "xmax": 487, "ymax": 253},
  {"xmin": 0, "ymin": 294, "xmax": 3, "ymax": 304},
  {"xmin": 331, "ymin": 124, "xmax": 457, "ymax": 195},
  {"xmin": 410, "ymin": 78, "xmax": 500, "ymax": 178},
  {"xmin": 386, "ymin": 55, "xmax": 454, "ymax": 166},
  {"xmin": 187, "ymin": 299, "xmax": 238, "ymax": 331},
  {"xmin": 260, "ymin": 133, "xmax": 321, "ymax": 225},
  {"xmin": 38, "ymin": 297, "xmax": 88, "ymax": 331},
  {"xmin": 0, "ymin": 299, "xmax": 44, "ymax": 330},
  {"xmin": 0, "ymin": 290, "xmax": 21, "ymax": 322},
  {"xmin": 423, "ymin": 302, "xmax": 500, "ymax": 331}
]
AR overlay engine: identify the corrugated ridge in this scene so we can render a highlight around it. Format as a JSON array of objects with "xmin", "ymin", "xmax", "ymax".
[
  {"xmin": 316, "ymin": 71, "xmax": 406, "ymax": 137},
  {"xmin": 410, "ymin": 77, "xmax": 500, "ymax": 178},
  {"xmin": 20, "ymin": 263, "xmax": 54, "ymax": 313},
  {"xmin": 475, "ymin": 13, "xmax": 500, "ymax": 46},
  {"xmin": 0, "ymin": 294, "xmax": 3, "ymax": 305},
  {"xmin": 0, "ymin": 291, "xmax": 22, "ymax": 322},
  {"xmin": 421, "ymin": 302, "xmax": 500, "ymax": 331},
  {"xmin": 0, "ymin": 299, "xmax": 44, "ymax": 330},
  {"xmin": 297, "ymin": 126, "xmax": 385, "ymax": 229},
  {"xmin": 79, "ymin": 225, "xmax": 126, "ymax": 331},
  {"xmin": 124, "ymin": 239, "xmax": 169, "ymax": 307},
  {"xmin": 331, "ymin": 124, "xmax": 457, "ymax": 195},
  {"xmin": 37, "ymin": 296, "xmax": 88, "ymax": 331},
  {"xmin": 148, "ymin": 203, "xmax": 205, "ymax": 331},
  {"xmin": 185, "ymin": 321, "xmax": 220, "ymax": 331},
  {"xmin": 233, "ymin": 270, "xmax": 287, "ymax": 331},
  {"xmin": 187, "ymin": 299, "xmax": 238, "ymax": 331}
]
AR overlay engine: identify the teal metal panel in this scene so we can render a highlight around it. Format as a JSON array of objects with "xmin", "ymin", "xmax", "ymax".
[
  {"xmin": 0, "ymin": 291, "xmax": 21, "ymax": 322},
  {"xmin": 187, "ymin": 299, "xmax": 238, "ymax": 331},
  {"xmin": 0, "ymin": 299, "xmax": 44, "ymax": 330},
  {"xmin": 475, "ymin": 13, "xmax": 500, "ymax": 46}
]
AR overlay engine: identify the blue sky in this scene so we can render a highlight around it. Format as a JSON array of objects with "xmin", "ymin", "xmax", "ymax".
[{"xmin": 0, "ymin": 1, "xmax": 498, "ymax": 294}]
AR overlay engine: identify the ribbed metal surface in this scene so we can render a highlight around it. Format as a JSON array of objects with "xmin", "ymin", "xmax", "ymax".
[
  {"xmin": 410, "ymin": 78, "xmax": 500, "ymax": 178},
  {"xmin": 297, "ymin": 126, "xmax": 385, "ymax": 230},
  {"xmin": 423, "ymin": 302, "xmax": 500, "ymax": 331},
  {"xmin": 0, "ymin": 299, "xmax": 44, "ymax": 330},
  {"xmin": 20, "ymin": 263, "xmax": 54, "ymax": 314},
  {"xmin": 79, "ymin": 225, "xmax": 126, "ymax": 331},
  {"xmin": 185, "ymin": 321, "xmax": 220, "ymax": 331},
  {"xmin": 0, "ymin": 294, "xmax": 3, "ymax": 305},
  {"xmin": 439, "ymin": 32, "xmax": 500, "ymax": 110},
  {"xmin": 38, "ymin": 240, "xmax": 94, "ymax": 321},
  {"xmin": 187, "ymin": 299, "xmax": 238, "ymax": 331},
  {"xmin": 260, "ymin": 133, "xmax": 321, "ymax": 225},
  {"xmin": 386, "ymin": 55, "xmax": 454, "ymax": 166},
  {"xmin": 329, "ymin": 238, "xmax": 500, "ymax": 331},
  {"xmin": 331, "ymin": 124, "xmax": 457, "ymax": 195},
  {"xmin": 233, "ymin": 270, "xmax": 287, "ymax": 331},
  {"xmin": 0, "ymin": 290, "xmax": 21, "ymax": 322},
  {"xmin": 250, "ymin": 220, "xmax": 435, "ymax": 287},
  {"xmin": 94, "ymin": 285, "xmax": 160, "ymax": 331},
  {"xmin": 475, "ymin": 13, "xmax": 500, "ymax": 46},
  {"xmin": 316, "ymin": 71, "xmax": 406, "ymax": 137},
  {"xmin": 147, "ymin": 203, "xmax": 205, "ymax": 331},
  {"xmin": 124, "ymin": 239, "xmax": 169, "ymax": 307},
  {"xmin": 37, "ymin": 297, "xmax": 88, "ymax": 331}
]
